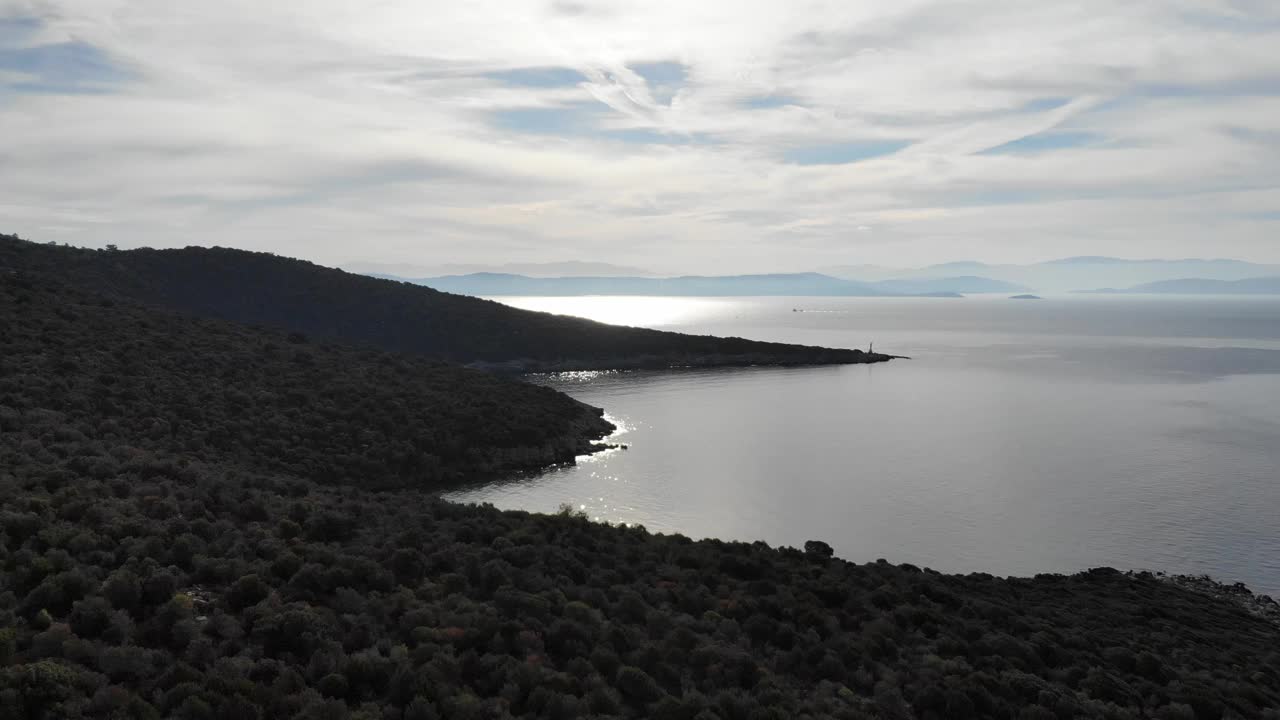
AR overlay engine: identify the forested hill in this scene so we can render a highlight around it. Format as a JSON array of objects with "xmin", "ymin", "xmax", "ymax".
[
  {"xmin": 0, "ymin": 235, "xmax": 891, "ymax": 371},
  {"xmin": 0, "ymin": 271, "xmax": 613, "ymax": 489},
  {"xmin": 2, "ymin": 263, "xmax": 1280, "ymax": 718}
]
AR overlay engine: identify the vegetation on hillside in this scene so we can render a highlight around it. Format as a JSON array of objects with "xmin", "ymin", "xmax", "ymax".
[
  {"xmin": 0, "ymin": 234, "xmax": 891, "ymax": 371},
  {"xmin": 0, "ymin": 272, "xmax": 611, "ymax": 490},
  {"xmin": 2, "ymin": 261, "xmax": 1279, "ymax": 719}
]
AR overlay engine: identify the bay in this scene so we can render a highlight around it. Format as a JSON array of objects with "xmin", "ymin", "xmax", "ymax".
[{"xmin": 444, "ymin": 295, "xmax": 1280, "ymax": 595}]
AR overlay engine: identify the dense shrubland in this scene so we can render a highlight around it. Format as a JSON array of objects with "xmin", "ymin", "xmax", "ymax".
[
  {"xmin": 2, "ymin": 462, "xmax": 1278, "ymax": 719},
  {"xmin": 0, "ymin": 234, "xmax": 888, "ymax": 371},
  {"xmin": 0, "ymin": 272, "xmax": 611, "ymax": 489},
  {"xmin": 2, "ymin": 257, "xmax": 1279, "ymax": 719}
]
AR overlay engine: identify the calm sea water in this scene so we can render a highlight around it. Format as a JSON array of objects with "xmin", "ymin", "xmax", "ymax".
[{"xmin": 444, "ymin": 295, "xmax": 1280, "ymax": 595}]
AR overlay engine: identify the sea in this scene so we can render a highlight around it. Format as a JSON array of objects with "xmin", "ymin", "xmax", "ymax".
[{"xmin": 443, "ymin": 295, "xmax": 1280, "ymax": 596}]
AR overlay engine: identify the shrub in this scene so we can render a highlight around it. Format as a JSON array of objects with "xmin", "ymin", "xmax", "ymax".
[{"xmin": 616, "ymin": 666, "xmax": 666, "ymax": 704}]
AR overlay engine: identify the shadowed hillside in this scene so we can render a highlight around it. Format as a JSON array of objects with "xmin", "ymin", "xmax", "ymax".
[
  {"xmin": 0, "ymin": 235, "xmax": 893, "ymax": 372},
  {"xmin": 0, "ymin": 272, "xmax": 612, "ymax": 490}
]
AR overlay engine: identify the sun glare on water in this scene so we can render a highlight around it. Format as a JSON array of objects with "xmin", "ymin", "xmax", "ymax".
[{"xmin": 493, "ymin": 296, "xmax": 722, "ymax": 328}]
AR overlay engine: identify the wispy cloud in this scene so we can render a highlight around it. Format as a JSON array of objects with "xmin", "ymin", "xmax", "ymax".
[
  {"xmin": 0, "ymin": 15, "xmax": 132, "ymax": 94},
  {"xmin": 486, "ymin": 66, "xmax": 587, "ymax": 88},
  {"xmin": 783, "ymin": 140, "xmax": 912, "ymax": 165},
  {"xmin": 979, "ymin": 132, "xmax": 1103, "ymax": 156},
  {"xmin": 0, "ymin": 1, "xmax": 1278, "ymax": 271}
]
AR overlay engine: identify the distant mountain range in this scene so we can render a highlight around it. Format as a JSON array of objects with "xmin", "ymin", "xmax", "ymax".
[
  {"xmin": 399, "ymin": 272, "xmax": 1025, "ymax": 297},
  {"xmin": 823, "ymin": 257, "xmax": 1280, "ymax": 293},
  {"xmin": 873, "ymin": 276, "xmax": 1029, "ymax": 295},
  {"xmin": 361, "ymin": 256, "xmax": 1280, "ymax": 297},
  {"xmin": 349, "ymin": 260, "xmax": 657, "ymax": 279},
  {"xmin": 1086, "ymin": 277, "xmax": 1280, "ymax": 295}
]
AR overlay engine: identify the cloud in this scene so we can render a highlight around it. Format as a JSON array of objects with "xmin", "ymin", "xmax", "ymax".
[
  {"xmin": 783, "ymin": 140, "xmax": 912, "ymax": 165},
  {"xmin": 979, "ymin": 132, "xmax": 1103, "ymax": 156},
  {"xmin": 486, "ymin": 66, "xmax": 587, "ymax": 88},
  {"xmin": 0, "ymin": 15, "xmax": 133, "ymax": 94},
  {"xmin": 0, "ymin": 0, "xmax": 1278, "ymax": 271}
]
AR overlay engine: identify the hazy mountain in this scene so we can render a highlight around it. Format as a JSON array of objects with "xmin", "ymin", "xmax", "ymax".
[
  {"xmin": 813, "ymin": 263, "xmax": 906, "ymax": 282},
  {"xmin": 410, "ymin": 272, "xmax": 1032, "ymax": 297},
  {"xmin": 347, "ymin": 260, "xmax": 657, "ymax": 278},
  {"xmin": 824, "ymin": 257, "xmax": 1280, "ymax": 293},
  {"xmin": 411, "ymin": 272, "xmax": 905, "ymax": 297},
  {"xmin": 359, "ymin": 256, "xmax": 1280, "ymax": 295},
  {"xmin": 871, "ymin": 276, "xmax": 1030, "ymax": 294},
  {"xmin": 925, "ymin": 261, "xmax": 997, "ymax": 272},
  {"xmin": 1044, "ymin": 256, "xmax": 1139, "ymax": 265},
  {"xmin": 1088, "ymin": 277, "xmax": 1280, "ymax": 295}
]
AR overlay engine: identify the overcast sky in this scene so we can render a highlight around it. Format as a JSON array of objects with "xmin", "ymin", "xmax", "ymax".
[{"xmin": 2, "ymin": 1, "xmax": 1278, "ymax": 273}]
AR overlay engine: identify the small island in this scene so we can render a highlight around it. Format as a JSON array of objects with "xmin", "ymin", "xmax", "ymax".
[{"xmin": 1010, "ymin": 294, "xmax": 1043, "ymax": 300}]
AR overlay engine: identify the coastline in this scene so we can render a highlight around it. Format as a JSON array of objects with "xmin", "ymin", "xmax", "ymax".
[
  {"xmin": 469, "ymin": 349, "xmax": 902, "ymax": 374},
  {"xmin": 1152, "ymin": 571, "xmax": 1280, "ymax": 626}
]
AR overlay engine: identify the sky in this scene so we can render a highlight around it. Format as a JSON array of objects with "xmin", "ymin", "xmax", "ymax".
[{"xmin": 1, "ymin": 0, "xmax": 1279, "ymax": 274}]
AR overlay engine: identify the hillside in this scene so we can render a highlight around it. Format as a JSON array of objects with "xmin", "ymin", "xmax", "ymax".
[
  {"xmin": 1, "ymin": 271, "xmax": 1278, "ymax": 719},
  {"xmin": 0, "ymin": 272, "xmax": 612, "ymax": 490},
  {"xmin": 0, "ymin": 235, "xmax": 892, "ymax": 372}
]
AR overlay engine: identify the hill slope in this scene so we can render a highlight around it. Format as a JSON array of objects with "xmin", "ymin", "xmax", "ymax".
[
  {"xmin": 0, "ymin": 235, "xmax": 892, "ymax": 372},
  {"xmin": 0, "ymin": 272, "xmax": 1277, "ymax": 718},
  {"xmin": 0, "ymin": 272, "xmax": 612, "ymax": 490}
]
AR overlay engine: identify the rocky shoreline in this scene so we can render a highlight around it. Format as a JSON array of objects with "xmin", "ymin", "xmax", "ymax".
[
  {"xmin": 1146, "ymin": 571, "xmax": 1280, "ymax": 627},
  {"xmin": 478, "ymin": 402, "xmax": 618, "ymax": 475}
]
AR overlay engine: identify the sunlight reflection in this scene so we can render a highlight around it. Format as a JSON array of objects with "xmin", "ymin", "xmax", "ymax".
[
  {"xmin": 492, "ymin": 295, "xmax": 725, "ymax": 328},
  {"xmin": 545, "ymin": 369, "xmax": 617, "ymax": 383},
  {"xmin": 577, "ymin": 412, "xmax": 631, "ymax": 464}
]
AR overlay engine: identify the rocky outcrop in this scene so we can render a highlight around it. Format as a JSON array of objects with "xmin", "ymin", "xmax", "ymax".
[{"xmin": 1151, "ymin": 571, "xmax": 1280, "ymax": 627}]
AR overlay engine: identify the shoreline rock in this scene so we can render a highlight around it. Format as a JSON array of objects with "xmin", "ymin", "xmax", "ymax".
[{"xmin": 1146, "ymin": 571, "xmax": 1280, "ymax": 627}]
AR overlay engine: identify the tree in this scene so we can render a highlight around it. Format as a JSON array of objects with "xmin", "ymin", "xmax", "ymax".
[{"xmin": 804, "ymin": 540, "xmax": 834, "ymax": 559}]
